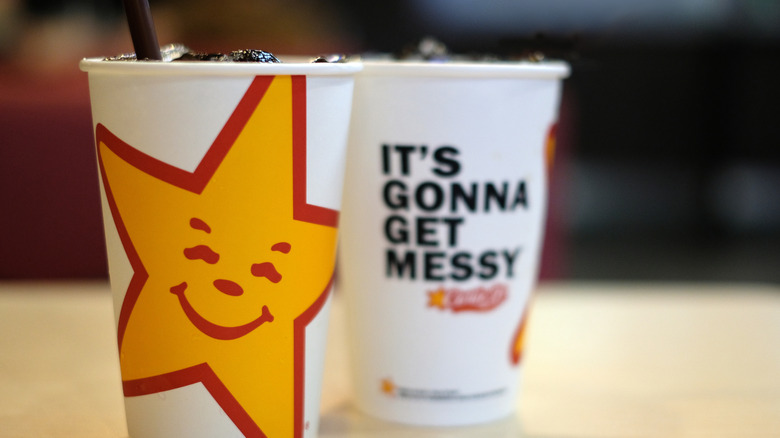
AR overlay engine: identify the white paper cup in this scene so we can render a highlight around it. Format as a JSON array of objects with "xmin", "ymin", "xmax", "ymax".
[
  {"xmin": 339, "ymin": 59, "xmax": 569, "ymax": 426},
  {"xmin": 80, "ymin": 58, "xmax": 361, "ymax": 438}
]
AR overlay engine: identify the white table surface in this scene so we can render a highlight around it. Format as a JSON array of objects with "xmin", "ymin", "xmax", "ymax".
[{"xmin": 1, "ymin": 281, "xmax": 779, "ymax": 437}]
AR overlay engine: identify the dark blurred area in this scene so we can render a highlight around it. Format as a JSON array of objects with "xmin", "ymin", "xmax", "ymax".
[{"xmin": 1, "ymin": 0, "xmax": 778, "ymax": 282}]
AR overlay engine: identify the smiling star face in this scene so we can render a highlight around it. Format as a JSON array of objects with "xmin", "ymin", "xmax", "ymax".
[
  {"xmin": 167, "ymin": 218, "xmax": 286, "ymax": 341},
  {"xmin": 97, "ymin": 75, "xmax": 338, "ymax": 438}
]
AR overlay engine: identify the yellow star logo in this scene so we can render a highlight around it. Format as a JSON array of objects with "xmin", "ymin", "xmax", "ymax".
[
  {"xmin": 427, "ymin": 288, "xmax": 447, "ymax": 310},
  {"xmin": 97, "ymin": 75, "xmax": 338, "ymax": 437},
  {"xmin": 381, "ymin": 378, "xmax": 396, "ymax": 396},
  {"xmin": 545, "ymin": 123, "xmax": 558, "ymax": 171},
  {"xmin": 510, "ymin": 306, "xmax": 531, "ymax": 366}
]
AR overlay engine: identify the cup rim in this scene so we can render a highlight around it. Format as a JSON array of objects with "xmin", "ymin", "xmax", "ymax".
[
  {"xmin": 79, "ymin": 57, "xmax": 363, "ymax": 76},
  {"xmin": 358, "ymin": 59, "xmax": 570, "ymax": 79}
]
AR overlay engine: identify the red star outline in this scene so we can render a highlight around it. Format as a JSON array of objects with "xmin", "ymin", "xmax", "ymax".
[
  {"xmin": 510, "ymin": 122, "xmax": 557, "ymax": 367},
  {"xmin": 96, "ymin": 75, "xmax": 337, "ymax": 438}
]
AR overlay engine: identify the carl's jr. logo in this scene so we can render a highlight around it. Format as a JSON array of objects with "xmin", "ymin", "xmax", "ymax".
[{"xmin": 97, "ymin": 75, "xmax": 337, "ymax": 437}]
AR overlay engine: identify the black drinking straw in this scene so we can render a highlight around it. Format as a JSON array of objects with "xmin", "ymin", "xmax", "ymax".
[{"xmin": 122, "ymin": 0, "xmax": 162, "ymax": 60}]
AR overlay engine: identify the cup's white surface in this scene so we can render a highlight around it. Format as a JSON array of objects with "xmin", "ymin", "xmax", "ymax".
[
  {"xmin": 81, "ymin": 59, "xmax": 360, "ymax": 438},
  {"xmin": 339, "ymin": 60, "xmax": 569, "ymax": 426}
]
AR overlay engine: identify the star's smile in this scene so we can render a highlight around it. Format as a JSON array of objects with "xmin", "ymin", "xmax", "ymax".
[{"xmin": 170, "ymin": 281, "xmax": 274, "ymax": 340}]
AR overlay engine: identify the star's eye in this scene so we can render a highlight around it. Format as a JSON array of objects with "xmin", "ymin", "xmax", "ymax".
[
  {"xmin": 251, "ymin": 262, "xmax": 282, "ymax": 283},
  {"xmin": 184, "ymin": 245, "xmax": 220, "ymax": 264}
]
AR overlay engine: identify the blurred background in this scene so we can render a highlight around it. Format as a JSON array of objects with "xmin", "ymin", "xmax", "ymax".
[{"xmin": 1, "ymin": 0, "xmax": 779, "ymax": 283}]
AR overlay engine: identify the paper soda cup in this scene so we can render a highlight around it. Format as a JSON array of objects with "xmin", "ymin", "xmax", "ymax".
[
  {"xmin": 80, "ymin": 58, "xmax": 361, "ymax": 438},
  {"xmin": 338, "ymin": 59, "xmax": 569, "ymax": 426}
]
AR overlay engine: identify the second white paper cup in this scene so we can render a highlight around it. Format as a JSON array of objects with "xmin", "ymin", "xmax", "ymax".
[{"xmin": 339, "ymin": 59, "xmax": 569, "ymax": 426}]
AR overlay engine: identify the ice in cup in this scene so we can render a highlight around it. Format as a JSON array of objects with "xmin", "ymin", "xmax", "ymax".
[
  {"xmin": 338, "ymin": 58, "xmax": 569, "ymax": 426},
  {"xmin": 80, "ymin": 54, "xmax": 361, "ymax": 438}
]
